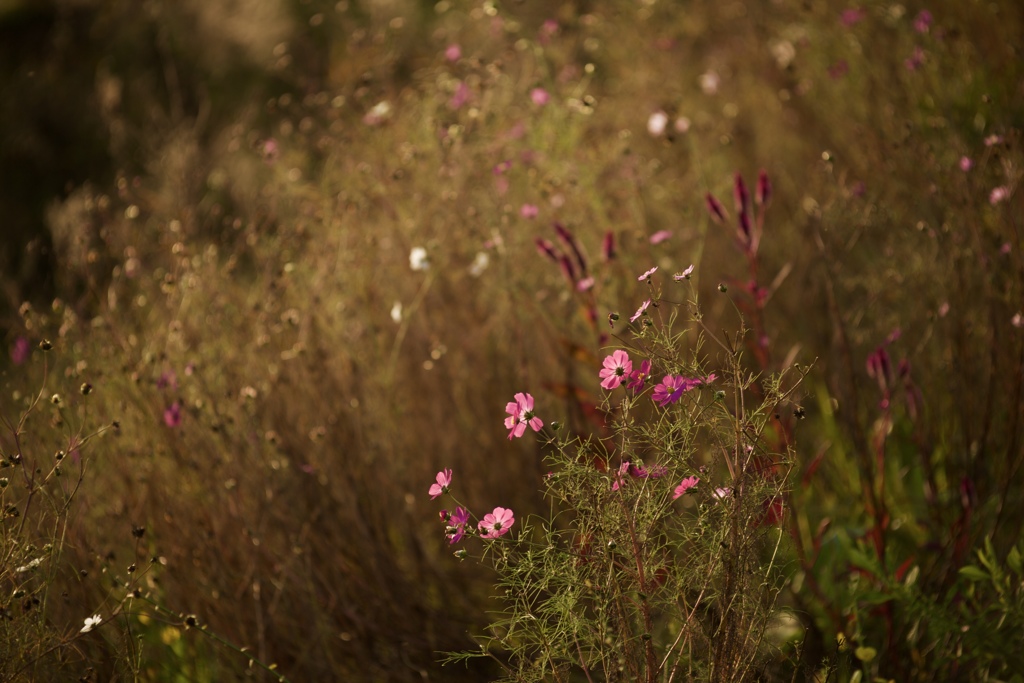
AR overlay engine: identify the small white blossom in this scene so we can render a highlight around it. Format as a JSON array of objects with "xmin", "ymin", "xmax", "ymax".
[
  {"xmin": 390, "ymin": 301, "xmax": 403, "ymax": 324},
  {"xmin": 469, "ymin": 251, "xmax": 489, "ymax": 277},
  {"xmin": 81, "ymin": 615, "xmax": 102, "ymax": 633},
  {"xmin": 409, "ymin": 247, "xmax": 429, "ymax": 271}
]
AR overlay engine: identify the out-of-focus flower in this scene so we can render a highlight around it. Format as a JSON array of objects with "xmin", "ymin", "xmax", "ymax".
[
  {"xmin": 390, "ymin": 301, "xmax": 403, "ymax": 323},
  {"xmin": 990, "ymin": 186, "xmax": 1010, "ymax": 205},
  {"xmin": 520, "ymin": 204, "xmax": 539, "ymax": 219},
  {"xmin": 959, "ymin": 156, "xmax": 974, "ymax": 171},
  {"xmin": 410, "ymin": 246, "xmax": 429, "ymax": 271},
  {"xmin": 445, "ymin": 44, "xmax": 462, "ymax": 62},
  {"xmin": 647, "ymin": 111, "xmax": 668, "ymax": 136},
  {"xmin": 576, "ymin": 276, "xmax": 595, "ymax": 292},
  {"xmin": 469, "ymin": 251, "xmax": 489, "ymax": 277},
  {"xmin": 904, "ymin": 46, "xmax": 925, "ymax": 71},
  {"xmin": 649, "ymin": 230, "xmax": 672, "ymax": 245},
  {"xmin": 530, "ymin": 88, "xmax": 550, "ymax": 106},
  {"xmin": 840, "ymin": 7, "xmax": 866, "ymax": 27},
  {"xmin": 10, "ymin": 336, "xmax": 29, "ymax": 365},
  {"xmin": 985, "ymin": 135, "xmax": 1004, "ymax": 147},
  {"xmin": 675, "ymin": 116, "xmax": 691, "ymax": 133},
  {"xmin": 699, "ymin": 71, "xmax": 720, "ymax": 95},
  {"xmin": 363, "ymin": 101, "xmax": 392, "ymax": 126},
  {"xmin": 913, "ymin": 9, "xmax": 932, "ymax": 33},
  {"xmin": 164, "ymin": 402, "xmax": 182, "ymax": 428},
  {"xmin": 449, "ymin": 81, "xmax": 470, "ymax": 110}
]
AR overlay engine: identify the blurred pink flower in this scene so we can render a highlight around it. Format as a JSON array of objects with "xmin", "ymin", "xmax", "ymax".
[
  {"xmin": 638, "ymin": 266, "xmax": 658, "ymax": 281},
  {"xmin": 599, "ymin": 350, "xmax": 633, "ymax": 390},
  {"xmin": 959, "ymin": 156, "xmax": 974, "ymax": 171},
  {"xmin": 449, "ymin": 81, "xmax": 470, "ymax": 110},
  {"xmin": 479, "ymin": 507, "xmax": 514, "ymax": 538},
  {"xmin": 985, "ymin": 135, "xmax": 1004, "ymax": 147},
  {"xmin": 447, "ymin": 506, "xmax": 469, "ymax": 544},
  {"xmin": 904, "ymin": 46, "xmax": 925, "ymax": 71},
  {"xmin": 602, "ymin": 231, "xmax": 616, "ymax": 261},
  {"xmin": 840, "ymin": 7, "xmax": 866, "ymax": 26},
  {"xmin": 577, "ymin": 276, "xmax": 595, "ymax": 292},
  {"xmin": 504, "ymin": 392, "xmax": 543, "ymax": 439},
  {"xmin": 520, "ymin": 203, "xmax": 539, "ymax": 219},
  {"xmin": 493, "ymin": 160, "xmax": 512, "ymax": 175},
  {"xmin": 630, "ymin": 299, "xmax": 651, "ymax": 323},
  {"xmin": 673, "ymin": 476, "xmax": 700, "ymax": 499},
  {"xmin": 627, "ymin": 359, "xmax": 651, "ymax": 393},
  {"xmin": 163, "ymin": 402, "xmax": 182, "ymax": 428},
  {"xmin": 445, "ymin": 44, "xmax": 462, "ymax": 62},
  {"xmin": 429, "ymin": 469, "xmax": 452, "ymax": 499},
  {"xmin": 157, "ymin": 370, "xmax": 178, "ymax": 391},
  {"xmin": 530, "ymin": 88, "xmax": 550, "ymax": 106},
  {"xmin": 649, "ymin": 230, "xmax": 672, "ymax": 245},
  {"xmin": 913, "ymin": 9, "xmax": 932, "ymax": 33},
  {"xmin": 990, "ymin": 186, "xmax": 1010, "ymax": 205},
  {"xmin": 10, "ymin": 336, "xmax": 29, "ymax": 365},
  {"xmin": 828, "ymin": 60, "xmax": 849, "ymax": 79}
]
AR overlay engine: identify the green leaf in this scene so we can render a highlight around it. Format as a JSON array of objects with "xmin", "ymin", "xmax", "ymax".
[
  {"xmin": 855, "ymin": 645, "xmax": 877, "ymax": 662},
  {"xmin": 958, "ymin": 565, "xmax": 989, "ymax": 582}
]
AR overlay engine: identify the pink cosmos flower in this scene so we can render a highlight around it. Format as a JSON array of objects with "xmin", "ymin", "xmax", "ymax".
[
  {"xmin": 713, "ymin": 487, "xmax": 732, "ymax": 500},
  {"xmin": 530, "ymin": 88, "xmax": 550, "ymax": 106},
  {"xmin": 612, "ymin": 461, "xmax": 667, "ymax": 490},
  {"xmin": 447, "ymin": 506, "xmax": 470, "ymax": 544},
  {"xmin": 649, "ymin": 230, "xmax": 673, "ymax": 245},
  {"xmin": 990, "ymin": 186, "xmax": 1010, "ymax": 205},
  {"xmin": 673, "ymin": 264, "xmax": 695, "ymax": 281},
  {"xmin": 520, "ymin": 203, "xmax": 539, "ymax": 219},
  {"xmin": 163, "ymin": 401, "xmax": 182, "ymax": 428},
  {"xmin": 479, "ymin": 507, "xmax": 515, "ymax": 538},
  {"xmin": 429, "ymin": 469, "xmax": 452, "ymax": 499},
  {"xmin": 652, "ymin": 375, "xmax": 703, "ymax": 407},
  {"xmin": 627, "ymin": 359, "xmax": 651, "ymax": 392},
  {"xmin": 630, "ymin": 299, "xmax": 651, "ymax": 323},
  {"xmin": 638, "ymin": 266, "xmax": 658, "ymax": 281},
  {"xmin": 673, "ymin": 476, "xmax": 700, "ymax": 499},
  {"xmin": 599, "ymin": 350, "xmax": 633, "ymax": 390},
  {"xmin": 504, "ymin": 392, "xmax": 543, "ymax": 439}
]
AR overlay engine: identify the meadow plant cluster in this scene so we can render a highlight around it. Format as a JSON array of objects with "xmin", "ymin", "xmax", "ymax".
[{"xmin": 1, "ymin": 0, "xmax": 1023, "ymax": 680}]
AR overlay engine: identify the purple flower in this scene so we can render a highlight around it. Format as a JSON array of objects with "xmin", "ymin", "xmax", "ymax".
[
  {"xmin": 913, "ymin": 10, "xmax": 932, "ymax": 33},
  {"xmin": 163, "ymin": 402, "xmax": 182, "ymax": 428},
  {"xmin": 429, "ymin": 469, "xmax": 452, "ymax": 499},
  {"xmin": 627, "ymin": 359, "xmax": 651, "ymax": 393},
  {"xmin": 479, "ymin": 507, "xmax": 515, "ymax": 538},
  {"xmin": 651, "ymin": 375, "xmax": 702, "ymax": 407},
  {"xmin": 599, "ymin": 350, "xmax": 633, "ymax": 390},
  {"xmin": 10, "ymin": 336, "xmax": 30, "ymax": 365},
  {"xmin": 447, "ymin": 506, "xmax": 470, "ymax": 544}
]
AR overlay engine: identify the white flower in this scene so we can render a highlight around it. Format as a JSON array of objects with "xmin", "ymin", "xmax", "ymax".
[
  {"xmin": 699, "ymin": 70, "xmax": 720, "ymax": 95},
  {"xmin": 647, "ymin": 111, "xmax": 668, "ymax": 137},
  {"xmin": 390, "ymin": 301, "xmax": 403, "ymax": 324},
  {"xmin": 409, "ymin": 247, "xmax": 429, "ymax": 271},
  {"xmin": 469, "ymin": 251, "xmax": 489, "ymax": 277},
  {"xmin": 81, "ymin": 614, "xmax": 102, "ymax": 633},
  {"xmin": 15, "ymin": 557, "xmax": 42, "ymax": 573}
]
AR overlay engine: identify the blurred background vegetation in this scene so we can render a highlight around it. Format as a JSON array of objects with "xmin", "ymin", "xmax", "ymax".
[{"xmin": 1, "ymin": 0, "xmax": 1022, "ymax": 680}]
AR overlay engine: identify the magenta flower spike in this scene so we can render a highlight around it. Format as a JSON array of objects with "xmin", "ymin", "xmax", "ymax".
[
  {"xmin": 756, "ymin": 169, "xmax": 772, "ymax": 207},
  {"xmin": 673, "ymin": 476, "xmax": 700, "ymax": 499},
  {"xmin": 705, "ymin": 192, "xmax": 728, "ymax": 224},
  {"xmin": 479, "ymin": 507, "xmax": 515, "ymax": 538},
  {"xmin": 163, "ymin": 402, "xmax": 182, "ymax": 428},
  {"xmin": 599, "ymin": 350, "xmax": 633, "ymax": 390},
  {"xmin": 429, "ymin": 469, "xmax": 453, "ymax": 499},
  {"xmin": 602, "ymin": 231, "xmax": 616, "ymax": 261}
]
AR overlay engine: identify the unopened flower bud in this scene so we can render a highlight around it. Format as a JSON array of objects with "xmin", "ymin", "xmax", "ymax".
[
  {"xmin": 718, "ymin": 283, "xmax": 728, "ymax": 293},
  {"xmin": 50, "ymin": 394, "xmax": 61, "ymax": 405},
  {"xmin": 453, "ymin": 549, "xmax": 468, "ymax": 560},
  {"xmin": 80, "ymin": 383, "xmax": 93, "ymax": 395},
  {"xmin": 39, "ymin": 340, "xmax": 52, "ymax": 351}
]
